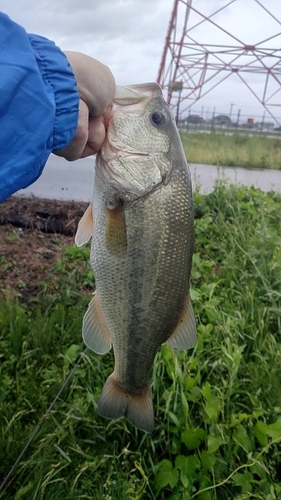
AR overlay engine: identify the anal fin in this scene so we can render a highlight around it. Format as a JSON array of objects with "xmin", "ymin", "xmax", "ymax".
[
  {"xmin": 82, "ymin": 292, "xmax": 112, "ymax": 354},
  {"xmin": 165, "ymin": 295, "xmax": 196, "ymax": 350},
  {"xmin": 75, "ymin": 204, "xmax": 93, "ymax": 247},
  {"xmin": 98, "ymin": 374, "xmax": 154, "ymax": 433}
]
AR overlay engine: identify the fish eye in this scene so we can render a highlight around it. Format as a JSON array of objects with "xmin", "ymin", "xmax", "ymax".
[{"xmin": 150, "ymin": 110, "xmax": 167, "ymax": 127}]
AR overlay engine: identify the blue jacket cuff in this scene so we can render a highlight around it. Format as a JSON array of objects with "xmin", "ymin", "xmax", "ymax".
[{"xmin": 28, "ymin": 35, "xmax": 79, "ymax": 151}]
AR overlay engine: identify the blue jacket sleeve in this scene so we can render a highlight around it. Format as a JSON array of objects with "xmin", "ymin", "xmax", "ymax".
[{"xmin": 0, "ymin": 13, "xmax": 79, "ymax": 202}]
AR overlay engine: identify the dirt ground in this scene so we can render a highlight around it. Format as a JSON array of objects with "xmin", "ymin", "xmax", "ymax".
[{"xmin": 0, "ymin": 196, "xmax": 88, "ymax": 298}]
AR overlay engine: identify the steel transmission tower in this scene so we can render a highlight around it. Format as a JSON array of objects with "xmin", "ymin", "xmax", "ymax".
[{"xmin": 157, "ymin": 0, "xmax": 281, "ymax": 125}]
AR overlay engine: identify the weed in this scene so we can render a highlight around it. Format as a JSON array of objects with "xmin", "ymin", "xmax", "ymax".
[
  {"xmin": 180, "ymin": 132, "xmax": 281, "ymax": 169},
  {"xmin": 0, "ymin": 184, "xmax": 281, "ymax": 499}
]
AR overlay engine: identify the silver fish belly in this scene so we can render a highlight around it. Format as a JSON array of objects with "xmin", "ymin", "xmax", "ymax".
[{"xmin": 75, "ymin": 83, "xmax": 196, "ymax": 433}]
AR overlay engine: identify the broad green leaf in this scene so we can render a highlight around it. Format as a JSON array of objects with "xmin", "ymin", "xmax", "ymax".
[
  {"xmin": 254, "ymin": 420, "xmax": 268, "ymax": 446},
  {"xmin": 190, "ymin": 288, "xmax": 201, "ymax": 301},
  {"xmin": 187, "ymin": 386, "xmax": 201, "ymax": 402},
  {"xmin": 198, "ymin": 471, "xmax": 212, "ymax": 499},
  {"xmin": 64, "ymin": 344, "xmax": 81, "ymax": 369},
  {"xmin": 267, "ymin": 420, "xmax": 281, "ymax": 441},
  {"xmin": 181, "ymin": 427, "xmax": 206, "ymax": 450},
  {"xmin": 251, "ymin": 460, "xmax": 268, "ymax": 480},
  {"xmin": 155, "ymin": 460, "xmax": 179, "ymax": 490},
  {"xmin": 170, "ymin": 436, "xmax": 181, "ymax": 455},
  {"xmin": 175, "ymin": 454, "xmax": 200, "ymax": 483},
  {"xmin": 201, "ymin": 382, "xmax": 212, "ymax": 402},
  {"xmin": 175, "ymin": 455, "xmax": 188, "ymax": 473},
  {"xmin": 207, "ymin": 433, "xmax": 223, "ymax": 453},
  {"xmin": 232, "ymin": 471, "xmax": 253, "ymax": 493},
  {"xmin": 186, "ymin": 454, "xmax": 201, "ymax": 477},
  {"xmin": 233, "ymin": 424, "xmax": 253, "ymax": 453},
  {"xmin": 204, "ymin": 401, "xmax": 220, "ymax": 422},
  {"xmin": 185, "ymin": 377, "xmax": 197, "ymax": 391},
  {"xmin": 175, "ymin": 455, "xmax": 189, "ymax": 488},
  {"xmin": 180, "ymin": 473, "xmax": 189, "ymax": 489},
  {"xmin": 200, "ymin": 450, "xmax": 216, "ymax": 470},
  {"xmin": 197, "ymin": 323, "xmax": 214, "ymax": 336},
  {"xmin": 169, "ymin": 468, "xmax": 179, "ymax": 489},
  {"xmin": 155, "ymin": 460, "xmax": 173, "ymax": 490}
]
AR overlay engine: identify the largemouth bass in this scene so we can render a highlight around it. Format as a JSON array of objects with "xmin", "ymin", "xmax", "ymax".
[{"xmin": 75, "ymin": 82, "xmax": 196, "ymax": 433}]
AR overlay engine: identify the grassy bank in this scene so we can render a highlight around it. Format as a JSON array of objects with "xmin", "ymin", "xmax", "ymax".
[
  {"xmin": 180, "ymin": 132, "xmax": 281, "ymax": 169},
  {"xmin": 1, "ymin": 185, "xmax": 281, "ymax": 499}
]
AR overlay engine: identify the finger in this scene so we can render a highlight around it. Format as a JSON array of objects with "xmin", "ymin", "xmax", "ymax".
[
  {"xmin": 81, "ymin": 116, "xmax": 106, "ymax": 157},
  {"xmin": 64, "ymin": 51, "xmax": 116, "ymax": 117},
  {"xmin": 54, "ymin": 99, "xmax": 89, "ymax": 161}
]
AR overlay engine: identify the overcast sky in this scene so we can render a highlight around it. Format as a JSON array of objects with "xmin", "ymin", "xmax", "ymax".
[{"xmin": 2, "ymin": 0, "xmax": 281, "ymax": 122}]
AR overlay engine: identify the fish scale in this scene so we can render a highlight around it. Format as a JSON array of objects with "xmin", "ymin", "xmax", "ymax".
[{"xmin": 75, "ymin": 82, "xmax": 196, "ymax": 432}]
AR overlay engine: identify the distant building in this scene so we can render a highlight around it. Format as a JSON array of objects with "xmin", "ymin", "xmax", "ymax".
[
  {"xmin": 185, "ymin": 114, "xmax": 204, "ymax": 125},
  {"xmin": 262, "ymin": 122, "xmax": 275, "ymax": 130},
  {"xmin": 212, "ymin": 115, "xmax": 232, "ymax": 127},
  {"xmin": 247, "ymin": 121, "xmax": 275, "ymax": 130},
  {"xmin": 240, "ymin": 122, "xmax": 255, "ymax": 129}
]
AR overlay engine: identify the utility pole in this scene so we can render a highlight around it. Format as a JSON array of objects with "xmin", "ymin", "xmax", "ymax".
[
  {"xmin": 236, "ymin": 109, "xmax": 241, "ymax": 127},
  {"xmin": 229, "ymin": 102, "xmax": 234, "ymax": 122}
]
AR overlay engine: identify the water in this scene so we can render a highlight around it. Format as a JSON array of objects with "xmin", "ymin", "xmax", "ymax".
[{"xmin": 14, "ymin": 154, "xmax": 281, "ymax": 202}]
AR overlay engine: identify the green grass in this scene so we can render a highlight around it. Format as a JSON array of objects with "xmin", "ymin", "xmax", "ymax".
[
  {"xmin": 1, "ymin": 184, "xmax": 281, "ymax": 499},
  {"xmin": 180, "ymin": 132, "xmax": 281, "ymax": 169}
]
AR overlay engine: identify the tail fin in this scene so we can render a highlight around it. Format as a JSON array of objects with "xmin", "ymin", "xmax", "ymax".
[{"xmin": 98, "ymin": 374, "xmax": 154, "ymax": 433}]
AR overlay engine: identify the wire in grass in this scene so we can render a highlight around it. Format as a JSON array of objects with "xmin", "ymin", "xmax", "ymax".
[{"xmin": 0, "ymin": 347, "xmax": 88, "ymax": 493}]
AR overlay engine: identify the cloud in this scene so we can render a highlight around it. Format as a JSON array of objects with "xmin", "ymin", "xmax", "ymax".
[
  {"xmin": 3, "ymin": 0, "xmax": 171, "ymax": 42},
  {"xmin": 2, "ymin": 0, "xmax": 281, "ymax": 118},
  {"xmin": 2, "ymin": 0, "xmax": 172, "ymax": 83}
]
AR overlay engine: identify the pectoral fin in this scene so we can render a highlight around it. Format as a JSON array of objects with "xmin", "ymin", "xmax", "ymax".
[
  {"xmin": 82, "ymin": 292, "xmax": 112, "ymax": 354},
  {"xmin": 105, "ymin": 202, "xmax": 127, "ymax": 257},
  {"xmin": 166, "ymin": 295, "xmax": 196, "ymax": 350},
  {"xmin": 75, "ymin": 204, "xmax": 93, "ymax": 247}
]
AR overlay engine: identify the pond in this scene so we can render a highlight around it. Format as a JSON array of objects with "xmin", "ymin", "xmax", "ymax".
[{"xmin": 15, "ymin": 155, "xmax": 281, "ymax": 201}]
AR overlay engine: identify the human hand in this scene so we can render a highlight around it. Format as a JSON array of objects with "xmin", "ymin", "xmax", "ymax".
[{"xmin": 54, "ymin": 51, "xmax": 115, "ymax": 161}]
